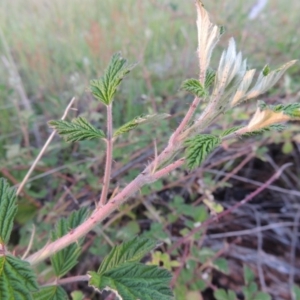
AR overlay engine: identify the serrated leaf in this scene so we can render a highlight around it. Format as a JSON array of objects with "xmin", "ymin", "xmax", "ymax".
[
  {"xmin": 50, "ymin": 207, "xmax": 89, "ymax": 277},
  {"xmin": 90, "ymin": 52, "xmax": 136, "ymax": 105},
  {"xmin": 181, "ymin": 79, "xmax": 207, "ymax": 97},
  {"xmin": 0, "ymin": 178, "xmax": 18, "ymax": 244},
  {"xmin": 48, "ymin": 117, "xmax": 105, "ymax": 142},
  {"xmin": 241, "ymin": 124, "xmax": 286, "ymax": 138},
  {"xmin": 98, "ymin": 237, "xmax": 157, "ymax": 274},
  {"xmin": 205, "ymin": 69, "xmax": 216, "ymax": 89},
  {"xmin": 114, "ymin": 114, "xmax": 169, "ymax": 137},
  {"xmin": 220, "ymin": 126, "xmax": 243, "ymax": 137},
  {"xmin": 32, "ymin": 286, "xmax": 68, "ymax": 300},
  {"xmin": 0, "ymin": 254, "xmax": 38, "ymax": 299},
  {"xmin": 273, "ymin": 103, "xmax": 300, "ymax": 118},
  {"xmin": 185, "ymin": 134, "xmax": 221, "ymax": 170},
  {"xmin": 89, "ymin": 263, "xmax": 173, "ymax": 300}
]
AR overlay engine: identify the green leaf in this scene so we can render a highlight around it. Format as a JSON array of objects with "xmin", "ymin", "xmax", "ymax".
[
  {"xmin": 50, "ymin": 207, "xmax": 89, "ymax": 277},
  {"xmin": 71, "ymin": 291, "xmax": 84, "ymax": 300},
  {"xmin": 262, "ymin": 64, "xmax": 270, "ymax": 76},
  {"xmin": 181, "ymin": 79, "xmax": 207, "ymax": 97},
  {"xmin": 0, "ymin": 178, "xmax": 18, "ymax": 244},
  {"xmin": 292, "ymin": 285, "xmax": 300, "ymax": 300},
  {"xmin": 0, "ymin": 254, "xmax": 38, "ymax": 299},
  {"xmin": 98, "ymin": 237, "xmax": 157, "ymax": 274},
  {"xmin": 205, "ymin": 69, "xmax": 216, "ymax": 89},
  {"xmin": 219, "ymin": 25, "xmax": 225, "ymax": 35},
  {"xmin": 241, "ymin": 124, "xmax": 285, "ymax": 138},
  {"xmin": 213, "ymin": 258, "xmax": 229, "ymax": 274},
  {"xmin": 214, "ymin": 289, "xmax": 237, "ymax": 300},
  {"xmin": 48, "ymin": 117, "xmax": 105, "ymax": 142},
  {"xmin": 89, "ymin": 263, "xmax": 173, "ymax": 300},
  {"xmin": 185, "ymin": 134, "xmax": 221, "ymax": 169},
  {"xmin": 90, "ymin": 52, "xmax": 136, "ymax": 105},
  {"xmin": 114, "ymin": 113, "xmax": 170, "ymax": 137},
  {"xmin": 227, "ymin": 290, "xmax": 237, "ymax": 300},
  {"xmin": 243, "ymin": 265, "xmax": 255, "ymax": 285},
  {"xmin": 220, "ymin": 126, "xmax": 243, "ymax": 137},
  {"xmin": 32, "ymin": 286, "xmax": 68, "ymax": 300},
  {"xmin": 273, "ymin": 103, "xmax": 300, "ymax": 118},
  {"xmin": 253, "ymin": 291, "xmax": 271, "ymax": 300}
]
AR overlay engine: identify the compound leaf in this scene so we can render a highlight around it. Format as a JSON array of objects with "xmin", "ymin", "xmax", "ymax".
[
  {"xmin": 185, "ymin": 134, "xmax": 221, "ymax": 170},
  {"xmin": 114, "ymin": 114, "xmax": 169, "ymax": 137},
  {"xmin": 48, "ymin": 117, "xmax": 105, "ymax": 142},
  {"xmin": 220, "ymin": 126, "xmax": 243, "ymax": 137},
  {"xmin": 98, "ymin": 237, "xmax": 157, "ymax": 274},
  {"xmin": 50, "ymin": 207, "xmax": 89, "ymax": 277},
  {"xmin": 205, "ymin": 69, "xmax": 216, "ymax": 89},
  {"xmin": 32, "ymin": 286, "xmax": 68, "ymax": 300},
  {"xmin": 181, "ymin": 79, "xmax": 207, "ymax": 97},
  {"xmin": 89, "ymin": 263, "xmax": 173, "ymax": 300},
  {"xmin": 241, "ymin": 124, "xmax": 286, "ymax": 138},
  {"xmin": 0, "ymin": 254, "xmax": 38, "ymax": 299},
  {"xmin": 0, "ymin": 178, "xmax": 18, "ymax": 244},
  {"xmin": 90, "ymin": 52, "xmax": 136, "ymax": 105},
  {"xmin": 273, "ymin": 103, "xmax": 300, "ymax": 118}
]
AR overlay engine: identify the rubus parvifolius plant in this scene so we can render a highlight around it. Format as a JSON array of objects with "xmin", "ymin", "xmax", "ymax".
[{"xmin": 0, "ymin": 1, "xmax": 299, "ymax": 299}]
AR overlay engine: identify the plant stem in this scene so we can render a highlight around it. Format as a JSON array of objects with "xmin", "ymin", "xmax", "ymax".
[
  {"xmin": 16, "ymin": 97, "xmax": 76, "ymax": 196},
  {"xmin": 169, "ymin": 96, "xmax": 201, "ymax": 145},
  {"xmin": 42, "ymin": 275, "xmax": 89, "ymax": 287},
  {"xmin": 99, "ymin": 104, "xmax": 113, "ymax": 206},
  {"xmin": 25, "ymin": 156, "xmax": 183, "ymax": 265}
]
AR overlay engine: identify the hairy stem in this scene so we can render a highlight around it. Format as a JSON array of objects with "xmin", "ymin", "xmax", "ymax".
[
  {"xmin": 25, "ymin": 158, "xmax": 183, "ymax": 265},
  {"xmin": 99, "ymin": 104, "xmax": 113, "ymax": 206},
  {"xmin": 43, "ymin": 275, "xmax": 89, "ymax": 287},
  {"xmin": 169, "ymin": 96, "xmax": 201, "ymax": 145}
]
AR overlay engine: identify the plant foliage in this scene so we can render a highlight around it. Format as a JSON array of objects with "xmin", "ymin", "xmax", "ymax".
[
  {"xmin": 32, "ymin": 286, "xmax": 68, "ymax": 300},
  {"xmin": 50, "ymin": 208, "xmax": 89, "ymax": 277},
  {"xmin": 89, "ymin": 263, "xmax": 173, "ymax": 300},
  {"xmin": 0, "ymin": 178, "xmax": 18, "ymax": 244},
  {"xmin": 185, "ymin": 134, "xmax": 221, "ymax": 169},
  {"xmin": 220, "ymin": 126, "xmax": 243, "ymax": 137},
  {"xmin": 89, "ymin": 237, "xmax": 173, "ymax": 299},
  {"xmin": 205, "ymin": 69, "xmax": 216, "ymax": 89},
  {"xmin": 48, "ymin": 117, "xmax": 105, "ymax": 142},
  {"xmin": 114, "ymin": 114, "xmax": 170, "ymax": 137},
  {"xmin": 90, "ymin": 52, "xmax": 136, "ymax": 105},
  {"xmin": 0, "ymin": 255, "xmax": 38, "ymax": 299},
  {"xmin": 181, "ymin": 79, "xmax": 207, "ymax": 98},
  {"xmin": 273, "ymin": 103, "xmax": 300, "ymax": 118},
  {"xmin": 98, "ymin": 237, "xmax": 157, "ymax": 274}
]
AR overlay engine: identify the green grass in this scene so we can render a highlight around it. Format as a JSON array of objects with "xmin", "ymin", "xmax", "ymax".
[{"xmin": 0, "ymin": 0, "xmax": 299, "ymax": 135}]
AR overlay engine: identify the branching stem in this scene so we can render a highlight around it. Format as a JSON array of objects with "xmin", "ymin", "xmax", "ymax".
[{"xmin": 25, "ymin": 155, "xmax": 183, "ymax": 265}]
